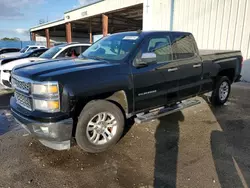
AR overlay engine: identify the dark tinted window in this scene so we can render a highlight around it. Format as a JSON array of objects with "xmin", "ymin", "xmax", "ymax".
[
  {"xmin": 1, "ymin": 49, "xmax": 19, "ymax": 53},
  {"xmin": 9, "ymin": 49, "xmax": 20, "ymax": 52},
  {"xmin": 29, "ymin": 49, "xmax": 47, "ymax": 57},
  {"xmin": 40, "ymin": 45, "xmax": 64, "ymax": 59},
  {"xmin": 81, "ymin": 46, "xmax": 89, "ymax": 53},
  {"xmin": 171, "ymin": 33, "xmax": 196, "ymax": 60},
  {"xmin": 1, "ymin": 50, "xmax": 8, "ymax": 54},
  {"xmin": 20, "ymin": 46, "xmax": 29, "ymax": 53}
]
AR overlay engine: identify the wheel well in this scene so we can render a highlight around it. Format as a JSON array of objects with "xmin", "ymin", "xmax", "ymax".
[
  {"xmin": 218, "ymin": 69, "xmax": 235, "ymax": 83},
  {"xmin": 71, "ymin": 90, "xmax": 129, "ymax": 137}
]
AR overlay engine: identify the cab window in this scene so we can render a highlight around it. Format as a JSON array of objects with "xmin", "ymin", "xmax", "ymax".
[
  {"xmin": 134, "ymin": 35, "xmax": 173, "ymax": 66},
  {"xmin": 171, "ymin": 33, "xmax": 196, "ymax": 60},
  {"xmin": 57, "ymin": 46, "xmax": 81, "ymax": 58}
]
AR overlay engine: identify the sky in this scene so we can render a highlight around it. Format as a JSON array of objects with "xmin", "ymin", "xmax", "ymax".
[{"xmin": 0, "ymin": 0, "xmax": 98, "ymax": 40}]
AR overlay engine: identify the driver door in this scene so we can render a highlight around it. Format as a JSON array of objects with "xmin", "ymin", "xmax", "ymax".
[{"xmin": 131, "ymin": 34, "xmax": 179, "ymax": 112}]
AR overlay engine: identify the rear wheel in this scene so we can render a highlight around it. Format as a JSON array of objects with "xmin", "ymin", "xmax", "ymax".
[
  {"xmin": 211, "ymin": 76, "xmax": 231, "ymax": 106},
  {"xmin": 75, "ymin": 100, "xmax": 125, "ymax": 153}
]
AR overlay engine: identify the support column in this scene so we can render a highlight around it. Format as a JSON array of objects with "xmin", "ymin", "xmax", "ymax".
[
  {"xmin": 31, "ymin": 32, "xmax": 36, "ymax": 41},
  {"xmin": 89, "ymin": 19, "xmax": 93, "ymax": 44},
  {"xmin": 66, "ymin": 22, "xmax": 72, "ymax": 43},
  {"xmin": 102, "ymin": 14, "xmax": 108, "ymax": 37},
  {"xmin": 45, "ymin": 28, "xmax": 50, "ymax": 48}
]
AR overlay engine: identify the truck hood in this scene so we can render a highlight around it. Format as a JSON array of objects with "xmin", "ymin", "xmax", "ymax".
[
  {"xmin": 1, "ymin": 57, "xmax": 47, "ymax": 71},
  {"xmin": 13, "ymin": 58, "xmax": 118, "ymax": 80}
]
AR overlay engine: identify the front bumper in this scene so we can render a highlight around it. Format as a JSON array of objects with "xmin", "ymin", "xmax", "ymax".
[{"xmin": 11, "ymin": 109, "xmax": 73, "ymax": 150}]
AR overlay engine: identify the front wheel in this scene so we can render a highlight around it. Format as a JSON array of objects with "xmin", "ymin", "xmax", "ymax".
[
  {"xmin": 75, "ymin": 100, "xmax": 125, "ymax": 153},
  {"xmin": 211, "ymin": 76, "xmax": 231, "ymax": 106}
]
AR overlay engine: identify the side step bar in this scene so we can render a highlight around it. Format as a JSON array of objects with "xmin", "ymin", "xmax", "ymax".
[{"xmin": 134, "ymin": 99, "xmax": 201, "ymax": 124}]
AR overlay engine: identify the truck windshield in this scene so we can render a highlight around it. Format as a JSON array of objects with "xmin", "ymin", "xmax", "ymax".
[
  {"xmin": 20, "ymin": 46, "xmax": 29, "ymax": 53},
  {"xmin": 81, "ymin": 33, "xmax": 140, "ymax": 61},
  {"xmin": 39, "ymin": 46, "xmax": 63, "ymax": 59}
]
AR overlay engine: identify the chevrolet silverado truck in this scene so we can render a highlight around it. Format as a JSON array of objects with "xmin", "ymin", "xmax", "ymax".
[{"xmin": 10, "ymin": 31, "xmax": 242, "ymax": 153}]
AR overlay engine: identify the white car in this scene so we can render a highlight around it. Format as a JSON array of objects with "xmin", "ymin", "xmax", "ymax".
[
  {"xmin": 0, "ymin": 43, "xmax": 90, "ymax": 89},
  {"xmin": 0, "ymin": 45, "xmax": 46, "ymax": 59}
]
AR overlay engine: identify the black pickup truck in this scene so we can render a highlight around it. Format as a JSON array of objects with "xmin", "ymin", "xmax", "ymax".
[{"xmin": 10, "ymin": 31, "xmax": 242, "ymax": 153}]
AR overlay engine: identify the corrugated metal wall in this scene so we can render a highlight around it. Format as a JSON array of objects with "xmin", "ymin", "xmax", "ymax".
[
  {"xmin": 173, "ymin": 0, "xmax": 250, "ymax": 59},
  {"xmin": 143, "ymin": 0, "xmax": 171, "ymax": 31}
]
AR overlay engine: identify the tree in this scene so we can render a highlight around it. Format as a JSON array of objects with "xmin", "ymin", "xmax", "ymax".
[{"xmin": 1, "ymin": 37, "xmax": 20, "ymax": 41}]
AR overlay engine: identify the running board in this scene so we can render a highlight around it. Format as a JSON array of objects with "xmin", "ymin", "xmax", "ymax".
[{"xmin": 134, "ymin": 99, "xmax": 201, "ymax": 124}]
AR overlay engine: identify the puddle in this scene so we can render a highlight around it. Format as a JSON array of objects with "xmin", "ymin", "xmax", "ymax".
[{"xmin": 0, "ymin": 110, "xmax": 19, "ymax": 135}]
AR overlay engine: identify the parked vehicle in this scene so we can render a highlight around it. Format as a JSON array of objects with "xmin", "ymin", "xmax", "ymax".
[
  {"xmin": 0, "ymin": 48, "xmax": 48, "ymax": 88},
  {"xmin": 10, "ymin": 31, "xmax": 242, "ymax": 153},
  {"xmin": 0, "ymin": 45, "xmax": 46, "ymax": 59},
  {"xmin": 0, "ymin": 48, "xmax": 20, "ymax": 55},
  {"xmin": 0, "ymin": 43, "xmax": 90, "ymax": 89}
]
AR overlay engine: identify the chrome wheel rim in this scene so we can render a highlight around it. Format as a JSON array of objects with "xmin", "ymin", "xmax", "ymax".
[
  {"xmin": 86, "ymin": 112, "xmax": 117, "ymax": 145},
  {"xmin": 219, "ymin": 81, "xmax": 229, "ymax": 101}
]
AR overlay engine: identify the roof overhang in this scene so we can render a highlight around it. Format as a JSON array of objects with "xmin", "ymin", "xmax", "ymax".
[
  {"xmin": 30, "ymin": 19, "xmax": 65, "ymax": 32},
  {"xmin": 30, "ymin": 0, "xmax": 143, "ymax": 33},
  {"xmin": 64, "ymin": 0, "xmax": 143, "ymax": 22}
]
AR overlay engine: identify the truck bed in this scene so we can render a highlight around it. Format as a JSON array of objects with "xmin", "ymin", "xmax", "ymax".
[
  {"xmin": 199, "ymin": 49, "xmax": 242, "ymax": 61},
  {"xmin": 199, "ymin": 49, "xmax": 241, "ymax": 56}
]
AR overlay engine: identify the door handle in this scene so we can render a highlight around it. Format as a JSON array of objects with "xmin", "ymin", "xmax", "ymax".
[
  {"xmin": 168, "ymin": 67, "xmax": 178, "ymax": 72},
  {"xmin": 193, "ymin": 64, "xmax": 201, "ymax": 68}
]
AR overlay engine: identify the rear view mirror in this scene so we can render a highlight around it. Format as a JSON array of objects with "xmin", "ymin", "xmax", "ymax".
[{"xmin": 141, "ymin": 52, "xmax": 157, "ymax": 64}]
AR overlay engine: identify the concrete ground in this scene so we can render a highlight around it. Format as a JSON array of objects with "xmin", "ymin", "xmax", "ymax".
[{"xmin": 0, "ymin": 83, "xmax": 249, "ymax": 188}]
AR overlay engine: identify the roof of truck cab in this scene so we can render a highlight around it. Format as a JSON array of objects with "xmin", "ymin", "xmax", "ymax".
[{"xmin": 111, "ymin": 31, "xmax": 192, "ymax": 37}]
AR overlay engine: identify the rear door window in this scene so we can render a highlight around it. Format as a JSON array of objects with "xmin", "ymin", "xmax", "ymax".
[{"xmin": 171, "ymin": 33, "xmax": 196, "ymax": 60}]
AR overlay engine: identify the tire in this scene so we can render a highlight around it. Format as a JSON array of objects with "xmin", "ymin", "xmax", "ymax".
[
  {"xmin": 211, "ymin": 76, "xmax": 231, "ymax": 106},
  {"xmin": 75, "ymin": 100, "xmax": 125, "ymax": 153}
]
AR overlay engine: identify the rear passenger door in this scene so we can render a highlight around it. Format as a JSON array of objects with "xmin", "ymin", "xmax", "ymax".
[{"xmin": 171, "ymin": 33, "xmax": 202, "ymax": 99}]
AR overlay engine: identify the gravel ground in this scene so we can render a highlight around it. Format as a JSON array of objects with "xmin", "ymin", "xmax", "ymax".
[{"xmin": 0, "ymin": 83, "xmax": 249, "ymax": 188}]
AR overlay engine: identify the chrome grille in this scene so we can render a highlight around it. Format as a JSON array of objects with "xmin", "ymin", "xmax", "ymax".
[
  {"xmin": 12, "ymin": 77, "xmax": 31, "ymax": 93},
  {"xmin": 15, "ymin": 91, "xmax": 32, "ymax": 111}
]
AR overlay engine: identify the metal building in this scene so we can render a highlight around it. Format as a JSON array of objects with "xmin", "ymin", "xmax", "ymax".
[{"xmin": 30, "ymin": 0, "xmax": 250, "ymax": 59}]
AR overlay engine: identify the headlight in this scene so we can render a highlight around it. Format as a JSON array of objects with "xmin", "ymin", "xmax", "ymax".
[
  {"xmin": 33, "ymin": 99, "xmax": 60, "ymax": 112},
  {"xmin": 32, "ymin": 82, "xmax": 59, "ymax": 96},
  {"xmin": 31, "ymin": 81, "xmax": 60, "ymax": 112}
]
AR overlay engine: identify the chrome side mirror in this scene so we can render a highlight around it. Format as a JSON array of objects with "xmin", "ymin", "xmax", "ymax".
[{"xmin": 141, "ymin": 52, "xmax": 157, "ymax": 63}]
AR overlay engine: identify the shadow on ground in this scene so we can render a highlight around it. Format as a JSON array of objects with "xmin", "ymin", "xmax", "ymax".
[
  {"xmin": 154, "ymin": 111, "xmax": 184, "ymax": 187},
  {"xmin": 209, "ymin": 84, "xmax": 250, "ymax": 188},
  {"xmin": 153, "ymin": 83, "xmax": 250, "ymax": 188}
]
